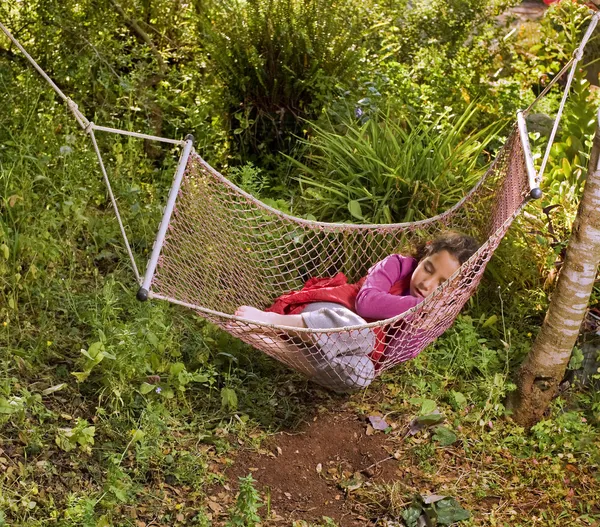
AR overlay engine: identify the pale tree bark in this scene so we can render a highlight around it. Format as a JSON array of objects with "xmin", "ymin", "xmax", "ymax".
[{"xmin": 508, "ymin": 109, "xmax": 600, "ymax": 427}]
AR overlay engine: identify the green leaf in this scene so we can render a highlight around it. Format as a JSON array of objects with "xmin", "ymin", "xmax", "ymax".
[
  {"xmin": 401, "ymin": 504, "xmax": 422, "ymax": 527},
  {"xmin": 139, "ymin": 382, "xmax": 155, "ymax": 395},
  {"xmin": 170, "ymin": 362, "xmax": 186, "ymax": 376},
  {"xmin": 415, "ymin": 413, "xmax": 445, "ymax": 427},
  {"xmin": 420, "ymin": 399, "xmax": 437, "ymax": 415},
  {"xmin": 96, "ymin": 515, "xmax": 111, "ymax": 527},
  {"xmin": 450, "ymin": 391, "xmax": 467, "ymax": 410},
  {"xmin": 71, "ymin": 371, "xmax": 91, "ymax": 383},
  {"xmin": 160, "ymin": 388, "xmax": 175, "ymax": 399},
  {"xmin": 481, "ymin": 314, "xmax": 497, "ymax": 328},
  {"xmin": 434, "ymin": 498, "xmax": 470, "ymax": 524},
  {"xmin": 87, "ymin": 341, "xmax": 104, "ymax": 360},
  {"xmin": 347, "ymin": 200, "xmax": 363, "ymax": 219},
  {"xmin": 131, "ymin": 429, "xmax": 145, "ymax": 442},
  {"xmin": 146, "ymin": 330, "xmax": 159, "ymax": 348},
  {"xmin": 221, "ymin": 387, "xmax": 238, "ymax": 411},
  {"xmin": 0, "ymin": 397, "xmax": 23, "ymax": 415},
  {"xmin": 433, "ymin": 426, "xmax": 458, "ymax": 446}
]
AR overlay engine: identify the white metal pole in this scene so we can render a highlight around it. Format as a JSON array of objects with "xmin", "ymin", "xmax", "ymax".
[
  {"xmin": 517, "ymin": 111, "xmax": 542, "ymax": 200},
  {"xmin": 137, "ymin": 135, "xmax": 194, "ymax": 300}
]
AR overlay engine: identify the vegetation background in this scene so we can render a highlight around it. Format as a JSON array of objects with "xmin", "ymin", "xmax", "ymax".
[{"xmin": 0, "ymin": 0, "xmax": 600, "ymax": 525}]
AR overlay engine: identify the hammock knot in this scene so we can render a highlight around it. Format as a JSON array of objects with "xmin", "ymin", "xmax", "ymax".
[
  {"xmin": 66, "ymin": 98, "xmax": 91, "ymax": 130},
  {"xmin": 573, "ymin": 47, "xmax": 584, "ymax": 61}
]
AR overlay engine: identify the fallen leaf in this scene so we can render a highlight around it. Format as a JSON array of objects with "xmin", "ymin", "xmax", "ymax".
[
  {"xmin": 368, "ymin": 415, "xmax": 389, "ymax": 430},
  {"xmin": 423, "ymin": 494, "xmax": 446, "ymax": 504},
  {"xmin": 42, "ymin": 384, "xmax": 66, "ymax": 395}
]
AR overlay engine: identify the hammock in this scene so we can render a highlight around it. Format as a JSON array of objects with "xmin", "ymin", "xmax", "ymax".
[{"xmin": 1, "ymin": 13, "xmax": 598, "ymax": 391}]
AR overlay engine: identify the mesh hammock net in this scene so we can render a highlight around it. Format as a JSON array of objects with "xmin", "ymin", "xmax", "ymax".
[
  {"xmin": 2, "ymin": 12, "xmax": 598, "ymax": 392},
  {"xmin": 147, "ymin": 125, "xmax": 530, "ymax": 391}
]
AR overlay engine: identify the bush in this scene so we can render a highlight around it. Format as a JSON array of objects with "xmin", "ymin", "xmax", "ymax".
[
  {"xmin": 291, "ymin": 104, "xmax": 502, "ymax": 223},
  {"xmin": 198, "ymin": 0, "xmax": 371, "ymax": 164}
]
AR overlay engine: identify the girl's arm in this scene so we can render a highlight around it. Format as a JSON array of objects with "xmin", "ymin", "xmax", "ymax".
[{"xmin": 355, "ymin": 254, "xmax": 421, "ymax": 321}]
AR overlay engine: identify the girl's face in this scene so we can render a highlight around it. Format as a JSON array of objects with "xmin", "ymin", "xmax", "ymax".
[{"xmin": 409, "ymin": 250, "xmax": 460, "ymax": 299}]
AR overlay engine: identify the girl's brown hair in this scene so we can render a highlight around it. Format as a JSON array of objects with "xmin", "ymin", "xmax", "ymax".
[{"xmin": 413, "ymin": 232, "xmax": 479, "ymax": 265}]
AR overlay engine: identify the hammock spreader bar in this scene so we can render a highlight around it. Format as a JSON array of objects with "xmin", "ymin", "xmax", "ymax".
[
  {"xmin": 137, "ymin": 135, "xmax": 195, "ymax": 301},
  {"xmin": 517, "ymin": 111, "xmax": 541, "ymax": 199}
]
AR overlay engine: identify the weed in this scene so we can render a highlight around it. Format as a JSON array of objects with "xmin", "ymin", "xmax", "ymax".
[{"xmin": 226, "ymin": 474, "xmax": 263, "ymax": 527}]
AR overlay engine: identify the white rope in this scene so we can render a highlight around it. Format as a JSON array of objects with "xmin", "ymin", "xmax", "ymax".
[
  {"xmin": 0, "ymin": 21, "xmax": 184, "ymax": 145},
  {"xmin": 88, "ymin": 127, "xmax": 141, "ymax": 283},
  {"xmin": 537, "ymin": 11, "xmax": 600, "ymax": 184},
  {"xmin": 524, "ymin": 57, "xmax": 575, "ymax": 114}
]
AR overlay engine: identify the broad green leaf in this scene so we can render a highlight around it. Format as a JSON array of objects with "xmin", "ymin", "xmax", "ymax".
[
  {"xmin": 131, "ymin": 429, "xmax": 145, "ymax": 442},
  {"xmin": 71, "ymin": 371, "xmax": 91, "ymax": 383},
  {"xmin": 170, "ymin": 362, "xmax": 186, "ymax": 375},
  {"xmin": 146, "ymin": 331, "xmax": 159, "ymax": 348},
  {"xmin": 433, "ymin": 426, "xmax": 458, "ymax": 446},
  {"xmin": 87, "ymin": 341, "xmax": 104, "ymax": 359},
  {"xmin": 401, "ymin": 504, "xmax": 422, "ymax": 527},
  {"xmin": 450, "ymin": 391, "xmax": 467, "ymax": 410},
  {"xmin": 420, "ymin": 399, "xmax": 437, "ymax": 415},
  {"xmin": 221, "ymin": 387, "xmax": 238, "ymax": 411},
  {"xmin": 347, "ymin": 200, "xmax": 363, "ymax": 219},
  {"xmin": 415, "ymin": 413, "xmax": 445, "ymax": 427},
  {"xmin": 482, "ymin": 314, "xmax": 498, "ymax": 328},
  {"xmin": 435, "ymin": 497, "xmax": 470, "ymax": 524},
  {"xmin": 139, "ymin": 382, "xmax": 155, "ymax": 395},
  {"xmin": 0, "ymin": 397, "xmax": 23, "ymax": 414}
]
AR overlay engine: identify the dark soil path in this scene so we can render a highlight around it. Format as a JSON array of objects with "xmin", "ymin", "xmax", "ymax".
[{"xmin": 225, "ymin": 408, "xmax": 399, "ymax": 526}]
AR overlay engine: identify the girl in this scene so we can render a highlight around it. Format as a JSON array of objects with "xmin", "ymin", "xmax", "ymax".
[{"xmin": 235, "ymin": 232, "xmax": 479, "ymax": 391}]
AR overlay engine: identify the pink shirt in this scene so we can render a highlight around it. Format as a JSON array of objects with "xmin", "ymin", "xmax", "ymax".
[
  {"xmin": 355, "ymin": 254, "xmax": 421, "ymax": 321},
  {"xmin": 355, "ymin": 254, "xmax": 427, "ymax": 366}
]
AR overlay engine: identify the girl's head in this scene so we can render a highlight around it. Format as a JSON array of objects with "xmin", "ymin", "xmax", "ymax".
[{"xmin": 409, "ymin": 232, "xmax": 479, "ymax": 299}]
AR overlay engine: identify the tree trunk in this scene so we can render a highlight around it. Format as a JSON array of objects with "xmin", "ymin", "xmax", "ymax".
[{"xmin": 508, "ymin": 108, "xmax": 600, "ymax": 427}]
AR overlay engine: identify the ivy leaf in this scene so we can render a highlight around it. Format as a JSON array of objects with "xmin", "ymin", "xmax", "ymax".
[{"xmin": 401, "ymin": 503, "xmax": 422, "ymax": 527}]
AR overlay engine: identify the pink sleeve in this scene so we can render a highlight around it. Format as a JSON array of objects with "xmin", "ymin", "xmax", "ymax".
[{"xmin": 355, "ymin": 254, "xmax": 421, "ymax": 320}]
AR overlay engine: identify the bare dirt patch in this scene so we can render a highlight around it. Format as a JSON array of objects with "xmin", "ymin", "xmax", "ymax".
[{"xmin": 223, "ymin": 407, "xmax": 400, "ymax": 526}]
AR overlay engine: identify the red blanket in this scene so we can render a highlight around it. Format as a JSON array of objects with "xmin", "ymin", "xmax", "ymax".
[{"xmin": 265, "ymin": 273, "xmax": 407, "ymax": 370}]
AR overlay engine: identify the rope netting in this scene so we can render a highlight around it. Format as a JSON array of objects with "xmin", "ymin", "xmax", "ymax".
[
  {"xmin": 147, "ymin": 126, "xmax": 530, "ymax": 391},
  {"xmin": 1, "ymin": 11, "xmax": 598, "ymax": 391}
]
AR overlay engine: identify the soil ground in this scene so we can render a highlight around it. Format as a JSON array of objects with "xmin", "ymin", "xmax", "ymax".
[{"xmin": 224, "ymin": 406, "xmax": 398, "ymax": 526}]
